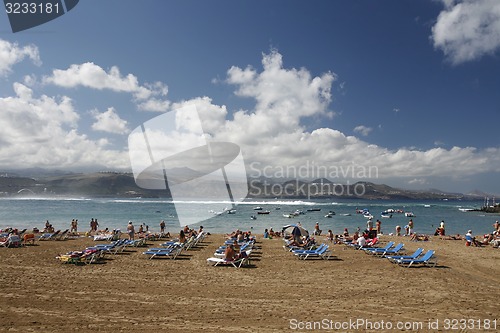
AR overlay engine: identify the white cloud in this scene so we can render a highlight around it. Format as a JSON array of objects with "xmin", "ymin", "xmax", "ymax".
[
  {"xmin": 172, "ymin": 51, "xmax": 500, "ymax": 183},
  {"xmin": 0, "ymin": 39, "xmax": 41, "ymax": 77},
  {"xmin": 432, "ymin": 0, "xmax": 500, "ymax": 64},
  {"xmin": 43, "ymin": 62, "xmax": 169, "ymax": 111},
  {"xmin": 1, "ymin": 46, "xmax": 499, "ymax": 189},
  {"xmin": 408, "ymin": 178, "xmax": 429, "ymax": 185},
  {"xmin": 91, "ymin": 107, "xmax": 129, "ymax": 134},
  {"xmin": 353, "ymin": 125, "xmax": 373, "ymax": 136},
  {"xmin": 137, "ymin": 98, "xmax": 170, "ymax": 112},
  {"xmin": 0, "ymin": 83, "xmax": 129, "ymax": 170}
]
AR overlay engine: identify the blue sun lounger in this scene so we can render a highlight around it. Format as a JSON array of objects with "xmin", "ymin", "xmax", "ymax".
[
  {"xmin": 386, "ymin": 248, "xmax": 424, "ymax": 263},
  {"xmin": 367, "ymin": 243, "xmax": 405, "ymax": 256},
  {"xmin": 294, "ymin": 244, "xmax": 332, "ymax": 260},
  {"xmin": 143, "ymin": 244, "xmax": 184, "ymax": 259},
  {"xmin": 362, "ymin": 241, "xmax": 394, "ymax": 253},
  {"xmin": 395, "ymin": 250, "xmax": 437, "ymax": 268}
]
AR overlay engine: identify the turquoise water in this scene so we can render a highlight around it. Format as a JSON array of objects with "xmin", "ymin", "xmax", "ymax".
[{"xmin": 0, "ymin": 197, "xmax": 497, "ymax": 237}]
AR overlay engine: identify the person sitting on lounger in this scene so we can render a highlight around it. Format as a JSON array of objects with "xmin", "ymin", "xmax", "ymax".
[
  {"xmin": 357, "ymin": 234, "xmax": 367, "ymax": 248},
  {"xmin": 224, "ymin": 244, "xmax": 236, "ymax": 261},
  {"xmin": 326, "ymin": 230, "xmax": 334, "ymax": 242},
  {"xmin": 178, "ymin": 230, "xmax": 187, "ymax": 244}
]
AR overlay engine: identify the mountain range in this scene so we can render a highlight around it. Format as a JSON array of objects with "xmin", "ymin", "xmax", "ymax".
[{"xmin": 0, "ymin": 170, "xmax": 494, "ymax": 201}]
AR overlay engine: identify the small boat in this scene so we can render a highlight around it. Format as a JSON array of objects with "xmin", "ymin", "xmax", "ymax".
[
  {"xmin": 227, "ymin": 209, "xmax": 237, "ymax": 214},
  {"xmin": 283, "ymin": 214, "xmax": 293, "ymax": 218},
  {"xmin": 257, "ymin": 210, "xmax": 270, "ymax": 215},
  {"xmin": 340, "ymin": 213, "xmax": 351, "ymax": 216},
  {"xmin": 250, "ymin": 215, "xmax": 257, "ymax": 220},
  {"xmin": 405, "ymin": 212, "xmax": 415, "ymax": 217},
  {"xmin": 381, "ymin": 212, "xmax": 392, "ymax": 218},
  {"xmin": 253, "ymin": 207, "xmax": 263, "ymax": 210},
  {"xmin": 307, "ymin": 208, "xmax": 321, "ymax": 212},
  {"xmin": 324, "ymin": 211, "xmax": 335, "ymax": 218}
]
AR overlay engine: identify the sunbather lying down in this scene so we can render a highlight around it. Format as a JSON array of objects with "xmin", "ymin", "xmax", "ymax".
[
  {"xmin": 441, "ymin": 234, "xmax": 462, "ymax": 240},
  {"xmin": 410, "ymin": 234, "xmax": 429, "ymax": 241}
]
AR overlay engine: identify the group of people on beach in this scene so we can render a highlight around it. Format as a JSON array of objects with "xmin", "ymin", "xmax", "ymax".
[{"xmin": 462, "ymin": 221, "xmax": 500, "ymax": 247}]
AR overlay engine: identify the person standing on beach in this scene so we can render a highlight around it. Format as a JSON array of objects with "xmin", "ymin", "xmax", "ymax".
[
  {"xmin": 127, "ymin": 221, "xmax": 135, "ymax": 240},
  {"xmin": 89, "ymin": 218, "xmax": 95, "ymax": 233},
  {"xmin": 70, "ymin": 219, "xmax": 78, "ymax": 233},
  {"xmin": 160, "ymin": 220, "xmax": 165, "ymax": 234},
  {"xmin": 376, "ymin": 219, "xmax": 382, "ymax": 234},
  {"xmin": 395, "ymin": 225, "xmax": 401, "ymax": 236},
  {"xmin": 366, "ymin": 218, "xmax": 373, "ymax": 231},
  {"xmin": 408, "ymin": 219, "xmax": 414, "ymax": 235}
]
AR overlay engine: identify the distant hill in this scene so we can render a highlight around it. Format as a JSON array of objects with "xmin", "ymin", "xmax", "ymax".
[
  {"xmin": 0, "ymin": 172, "xmax": 170, "ymax": 198},
  {"xmin": 0, "ymin": 172, "xmax": 489, "ymax": 200}
]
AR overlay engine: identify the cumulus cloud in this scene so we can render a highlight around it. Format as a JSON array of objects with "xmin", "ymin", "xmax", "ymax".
[
  {"xmin": 91, "ymin": 107, "xmax": 129, "ymax": 134},
  {"xmin": 353, "ymin": 125, "xmax": 373, "ymax": 137},
  {"xmin": 1, "ymin": 44, "xmax": 499, "ymax": 187},
  {"xmin": 0, "ymin": 39, "xmax": 41, "ymax": 77},
  {"xmin": 432, "ymin": 0, "xmax": 500, "ymax": 64},
  {"xmin": 0, "ymin": 83, "xmax": 129, "ymax": 170},
  {"xmin": 172, "ymin": 51, "xmax": 500, "ymax": 183},
  {"xmin": 43, "ymin": 62, "xmax": 169, "ymax": 111}
]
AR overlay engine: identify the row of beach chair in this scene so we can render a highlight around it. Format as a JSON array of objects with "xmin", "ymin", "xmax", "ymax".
[
  {"xmin": 344, "ymin": 239, "xmax": 437, "ymax": 268},
  {"xmin": 55, "ymin": 238, "xmax": 149, "ymax": 265},
  {"xmin": 142, "ymin": 231, "xmax": 207, "ymax": 259},
  {"xmin": 283, "ymin": 240, "xmax": 334, "ymax": 260},
  {"xmin": 206, "ymin": 237, "xmax": 255, "ymax": 268}
]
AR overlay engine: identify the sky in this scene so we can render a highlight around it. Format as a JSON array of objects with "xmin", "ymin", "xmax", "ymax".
[{"xmin": 0, "ymin": 0, "xmax": 499, "ymax": 194}]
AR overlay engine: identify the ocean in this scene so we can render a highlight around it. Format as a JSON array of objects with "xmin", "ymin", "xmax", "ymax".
[{"xmin": 0, "ymin": 197, "xmax": 497, "ymax": 238}]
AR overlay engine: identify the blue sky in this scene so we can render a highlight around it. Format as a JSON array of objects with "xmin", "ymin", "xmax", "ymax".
[{"xmin": 0, "ymin": 0, "xmax": 499, "ymax": 194}]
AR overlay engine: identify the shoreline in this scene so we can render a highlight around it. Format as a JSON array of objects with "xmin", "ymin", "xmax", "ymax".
[{"xmin": 1, "ymin": 233, "xmax": 499, "ymax": 332}]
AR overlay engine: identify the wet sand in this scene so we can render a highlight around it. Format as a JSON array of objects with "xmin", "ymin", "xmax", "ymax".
[{"xmin": 1, "ymin": 233, "xmax": 499, "ymax": 332}]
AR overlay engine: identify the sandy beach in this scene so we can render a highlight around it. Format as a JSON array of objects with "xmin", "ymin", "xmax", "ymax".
[{"xmin": 1, "ymin": 233, "xmax": 499, "ymax": 333}]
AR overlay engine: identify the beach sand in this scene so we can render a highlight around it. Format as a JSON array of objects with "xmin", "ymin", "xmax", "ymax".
[{"xmin": 1, "ymin": 233, "xmax": 499, "ymax": 332}]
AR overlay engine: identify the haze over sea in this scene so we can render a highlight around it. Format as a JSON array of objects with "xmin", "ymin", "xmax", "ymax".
[{"xmin": 0, "ymin": 197, "xmax": 497, "ymax": 237}]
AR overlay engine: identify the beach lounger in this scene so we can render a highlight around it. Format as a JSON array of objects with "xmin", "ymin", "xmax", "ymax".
[
  {"xmin": 55, "ymin": 229, "xmax": 69, "ymax": 241},
  {"xmin": 294, "ymin": 245, "xmax": 332, "ymax": 260},
  {"xmin": 23, "ymin": 233, "xmax": 36, "ymax": 245},
  {"xmin": 361, "ymin": 241, "xmax": 394, "ymax": 252},
  {"xmin": 395, "ymin": 250, "xmax": 437, "ymax": 268},
  {"xmin": 87, "ymin": 239, "xmax": 127, "ymax": 254},
  {"xmin": 0, "ymin": 234, "xmax": 21, "ymax": 247},
  {"xmin": 38, "ymin": 230, "xmax": 60, "ymax": 241},
  {"xmin": 207, "ymin": 250, "xmax": 251, "ymax": 268},
  {"xmin": 291, "ymin": 243, "xmax": 326, "ymax": 254},
  {"xmin": 367, "ymin": 243, "xmax": 405, "ymax": 256},
  {"xmin": 142, "ymin": 244, "xmax": 184, "ymax": 259},
  {"xmin": 56, "ymin": 248, "xmax": 102, "ymax": 265},
  {"xmin": 386, "ymin": 248, "xmax": 424, "ymax": 263}
]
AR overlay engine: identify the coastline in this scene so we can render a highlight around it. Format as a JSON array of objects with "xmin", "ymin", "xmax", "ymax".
[{"xmin": 1, "ymin": 233, "xmax": 499, "ymax": 332}]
